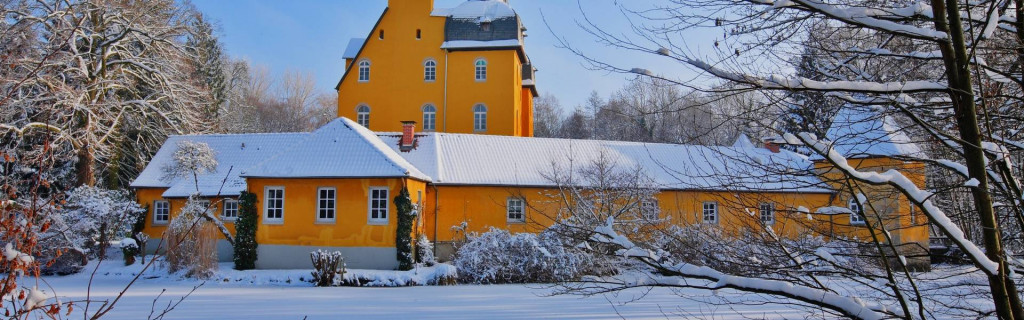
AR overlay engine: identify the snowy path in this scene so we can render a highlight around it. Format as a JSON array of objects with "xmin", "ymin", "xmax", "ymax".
[{"xmin": 39, "ymin": 268, "xmax": 803, "ymax": 319}]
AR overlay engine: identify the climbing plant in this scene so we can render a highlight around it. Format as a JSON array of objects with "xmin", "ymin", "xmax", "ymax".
[
  {"xmin": 233, "ymin": 191, "xmax": 259, "ymax": 270},
  {"xmin": 394, "ymin": 187, "xmax": 415, "ymax": 270}
]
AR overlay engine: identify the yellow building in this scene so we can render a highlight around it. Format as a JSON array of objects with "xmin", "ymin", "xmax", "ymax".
[
  {"xmin": 130, "ymin": 1, "xmax": 929, "ymax": 270},
  {"xmin": 335, "ymin": 0, "xmax": 537, "ymax": 137}
]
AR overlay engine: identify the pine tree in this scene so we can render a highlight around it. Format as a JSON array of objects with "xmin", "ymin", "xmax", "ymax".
[
  {"xmin": 394, "ymin": 187, "xmax": 415, "ymax": 270},
  {"xmin": 187, "ymin": 13, "xmax": 228, "ymax": 124},
  {"xmin": 781, "ymin": 46, "xmax": 840, "ymax": 139},
  {"xmin": 233, "ymin": 191, "xmax": 259, "ymax": 270}
]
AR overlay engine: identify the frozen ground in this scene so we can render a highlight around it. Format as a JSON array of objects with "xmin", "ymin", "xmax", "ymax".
[{"xmin": 33, "ymin": 260, "xmax": 811, "ymax": 319}]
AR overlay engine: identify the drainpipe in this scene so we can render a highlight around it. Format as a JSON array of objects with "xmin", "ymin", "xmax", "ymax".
[
  {"xmin": 432, "ymin": 184, "xmax": 440, "ymax": 258},
  {"xmin": 443, "ymin": 50, "xmax": 449, "ymax": 132}
]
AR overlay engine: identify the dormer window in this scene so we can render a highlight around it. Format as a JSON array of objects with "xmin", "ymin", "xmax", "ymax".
[{"xmin": 481, "ymin": 22, "xmax": 491, "ymax": 32}]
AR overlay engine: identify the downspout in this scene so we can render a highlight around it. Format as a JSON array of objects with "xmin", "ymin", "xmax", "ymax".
[
  {"xmin": 443, "ymin": 50, "xmax": 449, "ymax": 132},
  {"xmin": 432, "ymin": 184, "xmax": 440, "ymax": 258}
]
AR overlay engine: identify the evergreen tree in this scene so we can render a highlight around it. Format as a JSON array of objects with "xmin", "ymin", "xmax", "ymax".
[
  {"xmin": 781, "ymin": 46, "xmax": 840, "ymax": 139},
  {"xmin": 187, "ymin": 13, "xmax": 228, "ymax": 124},
  {"xmin": 233, "ymin": 191, "xmax": 259, "ymax": 270},
  {"xmin": 394, "ymin": 187, "xmax": 415, "ymax": 270}
]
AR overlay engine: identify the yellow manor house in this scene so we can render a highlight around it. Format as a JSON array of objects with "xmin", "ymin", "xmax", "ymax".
[{"xmin": 131, "ymin": 0, "xmax": 929, "ymax": 270}]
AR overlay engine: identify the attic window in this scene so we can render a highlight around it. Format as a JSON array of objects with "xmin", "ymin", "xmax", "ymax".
[
  {"xmin": 379, "ymin": 30, "xmax": 384, "ymax": 40},
  {"xmin": 480, "ymin": 22, "xmax": 491, "ymax": 32},
  {"xmin": 416, "ymin": 29, "xmax": 421, "ymax": 39}
]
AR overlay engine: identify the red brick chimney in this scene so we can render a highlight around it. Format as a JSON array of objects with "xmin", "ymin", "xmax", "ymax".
[
  {"xmin": 762, "ymin": 136, "xmax": 781, "ymax": 153},
  {"xmin": 400, "ymin": 121, "xmax": 416, "ymax": 152}
]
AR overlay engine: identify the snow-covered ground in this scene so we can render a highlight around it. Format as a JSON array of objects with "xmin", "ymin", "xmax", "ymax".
[
  {"xmin": 33, "ymin": 259, "xmax": 816, "ymax": 319},
  {"xmin": 33, "ymin": 259, "xmax": 984, "ymax": 319}
]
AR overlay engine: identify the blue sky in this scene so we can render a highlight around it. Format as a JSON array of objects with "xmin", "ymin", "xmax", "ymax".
[{"xmin": 192, "ymin": 0, "xmax": 708, "ymax": 111}]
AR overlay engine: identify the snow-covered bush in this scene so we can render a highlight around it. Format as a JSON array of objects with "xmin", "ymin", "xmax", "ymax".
[
  {"xmin": 416, "ymin": 234, "xmax": 435, "ymax": 266},
  {"xmin": 119, "ymin": 238, "xmax": 139, "ymax": 265},
  {"xmin": 455, "ymin": 227, "xmax": 598, "ymax": 284},
  {"xmin": 46, "ymin": 186, "xmax": 145, "ymax": 259},
  {"xmin": 164, "ymin": 196, "xmax": 218, "ymax": 278},
  {"xmin": 310, "ymin": 250, "xmax": 346, "ymax": 287}
]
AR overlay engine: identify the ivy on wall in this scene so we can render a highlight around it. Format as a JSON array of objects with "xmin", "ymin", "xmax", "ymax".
[
  {"xmin": 394, "ymin": 187, "xmax": 415, "ymax": 270},
  {"xmin": 233, "ymin": 191, "xmax": 259, "ymax": 270}
]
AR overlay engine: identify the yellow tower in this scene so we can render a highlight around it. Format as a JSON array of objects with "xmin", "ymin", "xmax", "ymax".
[{"xmin": 336, "ymin": 0, "xmax": 538, "ymax": 137}]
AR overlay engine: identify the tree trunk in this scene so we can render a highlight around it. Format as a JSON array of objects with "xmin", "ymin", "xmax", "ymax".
[
  {"xmin": 76, "ymin": 142, "xmax": 95, "ymax": 187},
  {"xmin": 932, "ymin": 0, "xmax": 1023, "ymax": 318}
]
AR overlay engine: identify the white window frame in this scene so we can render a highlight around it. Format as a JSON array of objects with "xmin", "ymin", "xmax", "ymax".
[
  {"xmin": 368, "ymin": 187, "xmax": 389, "ymax": 225},
  {"xmin": 264, "ymin": 186, "xmax": 285, "ymax": 224},
  {"xmin": 849, "ymin": 198, "xmax": 866, "ymax": 225},
  {"xmin": 473, "ymin": 104, "xmax": 487, "ymax": 132},
  {"xmin": 507, "ymin": 197, "xmax": 525, "ymax": 223},
  {"xmin": 641, "ymin": 198, "xmax": 660, "ymax": 220},
  {"xmin": 222, "ymin": 199, "xmax": 239, "ymax": 221},
  {"xmin": 153, "ymin": 200, "xmax": 170, "ymax": 225},
  {"xmin": 422, "ymin": 104, "xmax": 436, "ymax": 131},
  {"xmin": 758, "ymin": 202, "xmax": 775, "ymax": 225},
  {"xmin": 316, "ymin": 187, "xmax": 337, "ymax": 223},
  {"xmin": 357, "ymin": 59, "xmax": 370, "ymax": 82},
  {"xmin": 424, "ymin": 59, "xmax": 437, "ymax": 82},
  {"xmin": 474, "ymin": 59, "xmax": 487, "ymax": 81},
  {"xmin": 356, "ymin": 105, "xmax": 370, "ymax": 128},
  {"xmin": 702, "ymin": 201, "xmax": 718, "ymax": 224}
]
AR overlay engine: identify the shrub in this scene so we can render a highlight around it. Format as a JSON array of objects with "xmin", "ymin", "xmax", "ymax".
[
  {"xmin": 120, "ymin": 238, "xmax": 139, "ymax": 265},
  {"xmin": 233, "ymin": 191, "xmax": 258, "ymax": 270},
  {"xmin": 47, "ymin": 186, "xmax": 146, "ymax": 259},
  {"xmin": 393, "ymin": 187, "xmax": 415, "ymax": 270},
  {"xmin": 311, "ymin": 250, "xmax": 346, "ymax": 287},
  {"xmin": 164, "ymin": 196, "xmax": 218, "ymax": 278},
  {"xmin": 416, "ymin": 234, "xmax": 435, "ymax": 266},
  {"xmin": 455, "ymin": 227, "xmax": 594, "ymax": 284}
]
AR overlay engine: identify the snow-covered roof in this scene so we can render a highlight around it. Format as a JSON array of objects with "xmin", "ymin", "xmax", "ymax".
[
  {"xmin": 440, "ymin": 39, "xmax": 521, "ymax": 50},
  {"xmin": 445, "ymin": 0, "xmax": 516, "ymax": 20},
  {"xmin": 342, "ymin": 38, "xmax": 365, "ymax": 60},
  {"xmin": 376, "ymin": 133, "xmax": 831, "ymax": 193},
  {"xmin": 819, "ymin": 106, "xmax": 923, "ymax": 159},
  {"xmin": 242, "ymin": 118, "xmax": 430, "ymax": 181},
  {"xmin": 733, "ymin": 134, "xmax": 756, "ymax": 149},
  {"xmin": 130, "ymin": 132, "xmax": 308, "ymax": 198}
]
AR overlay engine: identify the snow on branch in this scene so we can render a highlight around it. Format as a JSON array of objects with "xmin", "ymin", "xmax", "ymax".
[
  {"xmin": 797, "ymin": 132, "xmax": 1000, "ymax": 275},
  {"xmin": 681, "ymin": 56, "xmax": 948, "ymax": 94},
  {"xmin": 589, "ymin": 217, "xmax": 894, "ymax": 320},
  {"xmin": 752, "ymin": 0, "xmax": 949, "ymax": 42}
]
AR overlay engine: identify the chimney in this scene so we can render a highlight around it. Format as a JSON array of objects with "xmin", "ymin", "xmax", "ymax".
[
  {"xmin": 400, "ymin": 121, "xmax": 417, "ymax": 152},
  {"xmin": 762, "ymin": 136, "xmax": 781, "ymax": 153}
]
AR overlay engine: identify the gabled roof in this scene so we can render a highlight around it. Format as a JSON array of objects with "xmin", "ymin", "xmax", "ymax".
[
  {"xmin": 130, "ymin": 132, "xmax": 308, "ymax": 198},
  {"xmin": 342, "ymin": 38, "xmax": 365, "ymax": 60},
  {"xmin": 376, "ymin": 132, "xmax": 831, "ymax": 193},
  {"xmin": 819, "ymin": 106, "xmax": 923, "ymax": 159},
  {"xmin": 242, "ymin": 118, "xmax": 430, "ymax": 181}
]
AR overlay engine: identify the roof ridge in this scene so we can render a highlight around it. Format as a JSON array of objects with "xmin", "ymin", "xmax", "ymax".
[{"xmin": 339, "ymin": 118, "xmax": 430, "ymax": 180}]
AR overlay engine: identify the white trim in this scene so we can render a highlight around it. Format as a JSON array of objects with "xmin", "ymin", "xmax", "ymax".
[
  {"xmin": 473, "ymin": 104, "xmax": 487, "ymax": 132},
  {"xmin": 849, "ymin": 198, "xmax": 866, "ymax": 225},
  {"xmin": 422, "ymin": 104, "xmax": 437, "ymax": 131},
  {"xmin": 264, "ymin": 186, "xmax": 285, "ymax": 225},
  {"xmin": 474, "ymin": 58, "xmax": 487, "ymax": 82},
  {"xmin": 641, "ymin": 198, "xmax": 660, "ymax": 220},
  {"xmin": 702, "ymin": 201, "xmax": 718, "ymax": 224},
  {"xmin": 153, "ymin": 200, "xmax": 170, "ymax": 225},
  {"xmin": 357, "ymin": 59, "xmax": 371, "ymax": 82},
  {"xmin": 506, "ymin": 197, "xmax": 525, "ymax": 223},
  {"xmin": 316, "ymin": 187, "xmax": 337, "ymax": 224},
  {"xmin": 758, "ymin": 202, "xmax": 775, "ymax": 225},
  {"xmin": 423, "ymin": 59, "xmax": 437, "ymax": 82},
  {"xmin": 367, "ymin": 187, "xmax": 389, "ymax": 225},
  {"xmin": 221, "ymin": 199, "xmax": 239, "ymax": 221}
]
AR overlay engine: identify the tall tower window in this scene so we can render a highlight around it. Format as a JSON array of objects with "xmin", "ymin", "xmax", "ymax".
[
  {"xmin": 424, "ymin": 60, "xmax": 437, "ymax": 81},
  {"xmin": 473, "ymin": 104, "xmax": 487, "ymax": 132},
  {"xmin": 356, "ymin": 105, "xmax": 370, "ymax": 128},
  {"xmin": 357, "ymin": 60, "xmax": 370, "ymax": 82},
  {"xmin": 474, "ymin": 59, "xmax": 487, "ymax": 81},
  {"xmin": 422, "ymin": 104, "xmax": 436, "ymax": 131}
]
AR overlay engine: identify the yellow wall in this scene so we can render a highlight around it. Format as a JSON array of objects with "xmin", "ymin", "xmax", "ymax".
[
  {"xmin": 135, "ymin": 188, "xmax": 237, "ymax": 240},
  {"xmin": 336, "ymin": 1, "xmax": 530, "ymax": 136},
  {"xmin": 245, "ymin": 177, "xmax": 427, "ymax": 248}
]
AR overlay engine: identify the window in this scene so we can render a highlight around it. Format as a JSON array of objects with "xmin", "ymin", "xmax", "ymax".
[
  {"xmin": 222, "ymin": 199, "xmax": 239, "ymax": 220},
  {"xmin": 265, "ymin": 187, "xmax": 284, "ymax": 222},
  {"xmin": 357, "ymin": 60, "xmax": 370, "ymax": 82},
  {"xmin": 473, "ymin": 104, "xmax": 487, "ymax": 131},
  {"xmin": 317, "ymin": 187, "xmax": 336, "ymax": 222},
  {"xmin": 153, "ymin": 200, "xmax": 170, "ymax": 224},
  {"xmin": 641, "ymin": 198, "xmax": 660, "ymax": 220},
  {"xmin": 378, "ymin": 29, "xmax": 384, "ymax": 40},
  {"xmin": 474, "ymin": 59, "xmax": 487, "ymax": 81},
  {"xmin": 424, "ymin": 60, "xmax": 436, "ymax": 81},
  {"xmin": 416, "ymin": 29, "xmax": 421, "ymax": 39},
  {"xmin": 849, "ymin": 198, "xmax": 865, "ymax": 225},
  {"xmin": 422, "ymin": 104, "xmax": 436, "ymax": 131},
  {"xmin": 759, "ymin": 202, "xmax": 775, "ymax": 225},
  {"xmin": 356, "ymin": 105, "xmax": 370, "ymax": 128},
  {"xmin": 507, "ymin": 197, "xmax": 525, "ymax": 222},
  {"xmin": 481, "ymin": 22, "xmax": 491, "ymax": 32},
  {"xmin": 368, "ymin": 187, "xmax": 389, "ymax": 224},
  {"xmin": 702, "ymin": 202, "xmax": 718, "ymax": 224},
  {"xmin": 197, "ymin": 200, "xmax": 211, "ymax": 211}
]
